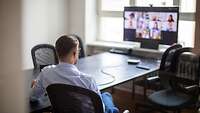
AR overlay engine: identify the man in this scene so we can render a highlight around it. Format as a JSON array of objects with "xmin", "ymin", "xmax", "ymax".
[{"xmin": 31, "ymin": 35, "xmax": 119, "ymax": 113}]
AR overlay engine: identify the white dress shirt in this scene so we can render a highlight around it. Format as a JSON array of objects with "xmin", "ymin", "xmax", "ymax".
[{"xmin": 31, "ymin": 62, "xmax": 101, "ymax": 100}]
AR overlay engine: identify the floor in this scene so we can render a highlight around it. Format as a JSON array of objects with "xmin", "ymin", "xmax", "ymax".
[{"xmin": 105, "ymin": 88, "xmax": 198, "ymax": 113}]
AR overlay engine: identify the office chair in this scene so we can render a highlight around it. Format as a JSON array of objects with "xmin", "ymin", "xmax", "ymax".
[
  {"xmin": 133, "ymin": 44, "xmax": 182, "ymax": 98},
  {"xmin": 46, "ymin": 84, "xmax": 104, "ymax": 113},
  {"xmin": 68, "ymin": 34, "xmax": 86, "ymax": 58},
  {"xmin": 148, "ymin": 47, "xmax": 200, "ymax": 113},
  {"xmin": 31, "ymin": 44, "xmax": 59, "ymax": 71}
]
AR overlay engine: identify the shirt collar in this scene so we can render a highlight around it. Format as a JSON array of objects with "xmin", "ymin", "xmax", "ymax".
[{"xmin": 58, "ymin": 62, "xmax": 77, "ymax": 69}]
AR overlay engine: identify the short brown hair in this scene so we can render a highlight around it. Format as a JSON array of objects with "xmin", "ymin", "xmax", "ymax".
[{"xmin": 55, "ymin": 35, "xmax": 78, "ymax": 58}]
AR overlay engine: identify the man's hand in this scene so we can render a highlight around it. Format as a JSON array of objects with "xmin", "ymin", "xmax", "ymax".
[{"xmin": 31, "ymin": 80, "xmax": 37, "ymax": 88}]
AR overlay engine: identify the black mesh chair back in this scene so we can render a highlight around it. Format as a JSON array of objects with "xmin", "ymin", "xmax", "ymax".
[
  {"xmin": 170, "ymin": 47, "xmax": 200, "ymax": 98},
  {"xmin": 31, "ymin": 44, "xmax": 59, "ymax": 70},
  {"xmin": 46, "ymin": 84, "xmax": 104, "ymax": 113},
  {"xmin": 159, "ymin": 44, "xmax": 182, "ymax": 71},
  {"xmin": 159, "ymin": 44, "xmax": 182, "ymax": 88},
  {"xmin": 68, "ymin": 34, "xmax": 86, "ymax": 58},
  {"xmin": 147, "ymin": 48, "xmax": 200, "ymax": 113}
]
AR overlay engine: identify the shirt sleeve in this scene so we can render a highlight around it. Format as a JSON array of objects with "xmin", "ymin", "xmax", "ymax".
[
  {"xmin": 79, "ymin": 72, "xmax": 101, "ymax": 95},
  {"xmin": 79, "ymin": 71, "xmax": 105, "ymax": 111},
  {"xmin": 89, "ymin": 78, "xmax": 101, "ymax": 96},
  {"xmin": 30, "ymin": 72, "xmax": 46, "ymax": 101}
]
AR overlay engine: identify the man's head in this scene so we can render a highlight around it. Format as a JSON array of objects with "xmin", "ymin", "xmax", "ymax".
[{"xmin": 55, "ymin": 35, "xmax": 80, "ymax": 64}]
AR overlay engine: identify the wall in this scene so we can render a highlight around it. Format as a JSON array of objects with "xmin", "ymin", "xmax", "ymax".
[
  {"xmin": 195, "ymin": 0, "xmax": 200, "ymax": 51},
  {"xmin": 0, "ymin": 0, "xmax": 25, "ymax": 113},
  {"xmin": 21, "ymin": 0, "xmax": 91, "ymax": 69},
  {"xmin": 68, "ymin": 0, "xmax": 98, "ymax": 54},
  {"xmin": 22, "ymin": 0, "xmax": 69, "ymax": 69},
  {"xmin": 85, "ymin": 0, "xmax": 97, "ymax": 44},
  {"xmin": 68, "ymin": 0, "xmax": 85, "ymax": 42}
]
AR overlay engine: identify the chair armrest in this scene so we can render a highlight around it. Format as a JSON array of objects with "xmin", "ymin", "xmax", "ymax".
[
  {"xmin": 185, "ymin": 85, "xmax": 198, "ymax": 90},
  {"xmin": 184, "ymin": 85, "xmax": 199, "ymax": 95},
  {"xmin": 147, "ymin": 76, "xmax": 159, "ymax": 81}
]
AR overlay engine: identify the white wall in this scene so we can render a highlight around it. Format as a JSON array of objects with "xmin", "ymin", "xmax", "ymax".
[
  {"xmin": 85, "ymin": 0, "xmax": 98, "ymax": 44},
  {"xmin": 68, "ymin": 0, "xmax": 86, "ymax": 42},
  {"xmin": 22, "ymin": 0, "xmax": 69, "ymax": 69},
  {"xmin": 22, "ymin": 0, "xmax": 97, "ymax": 68},
  {"xmin": 47, "ymin": 0, "xmax": 69, "ymax": 44},
  {"xmin": 0, "ymin": 0, "xmax": 25, "ymax": 113},
  {"xmin": 68, "ymin": 0, "xmax": 98, "ymax": 44}
]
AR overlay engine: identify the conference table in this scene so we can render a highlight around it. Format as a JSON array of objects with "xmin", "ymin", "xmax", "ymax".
[{"xmin": 26, "ymin": 52, "xmax": 160, "ymax": 113}]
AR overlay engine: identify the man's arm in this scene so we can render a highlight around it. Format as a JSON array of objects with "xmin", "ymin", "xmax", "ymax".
[
  {"xmin": 30, "ymin": 73, "xmax": 45, "ymax": 101},
  {"xmin": 90, "ymin": 78, "xmax": 101, "ymax": 96}
]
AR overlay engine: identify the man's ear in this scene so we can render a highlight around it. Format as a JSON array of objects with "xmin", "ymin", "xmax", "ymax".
[
  {"xmin": 73, "ymin": 51, "xmax": 76, "ymax": 56},
  {"xmin": 73, "ymin": 49, "xmax": 78, "ymax": 57}
]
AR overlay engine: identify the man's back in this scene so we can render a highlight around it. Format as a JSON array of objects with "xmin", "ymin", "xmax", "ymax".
[{"xmin": 31, "ymin": 63, "xmax": 100, "ymax": 100}]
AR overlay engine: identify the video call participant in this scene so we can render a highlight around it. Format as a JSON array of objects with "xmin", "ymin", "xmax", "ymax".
[
  {"xmin": 125, "ymin": 12, "xmax": 136, "ymax": 29},
  {"xmin": 167, "ymin": 14, "xmax": 175, "ymax": 31},
  {"xmin": 151, "ymin": 21, "xmax": 161, "ymax": 39}
]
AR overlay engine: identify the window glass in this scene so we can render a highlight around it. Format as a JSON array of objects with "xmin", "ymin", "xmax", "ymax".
[
  {"xmin": 178, "ymin": 21, "xmax": 195, "ymax": 47},
  {"xmin": 180, "ymin": 0, "xmax": 196, "ymax": 13},
  {"xmin": 99, "ymin": 17, "xmax": 123, "ymax": 42},
  {"xmin": 135, "ymin": 0, "xmax": 173, "ymax": 7},
  {"xmin": 101, "ymin": 0, "xmax": 130, "ymax": 11}
]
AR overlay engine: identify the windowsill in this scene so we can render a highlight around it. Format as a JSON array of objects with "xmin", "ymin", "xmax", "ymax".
[
  {"xmin": 87, "ymin": 41, "xmax": 138, "ymax": 49},
  {"xmin": 87, "ymin": 41, "xmax": 168, "ymax": 53}
]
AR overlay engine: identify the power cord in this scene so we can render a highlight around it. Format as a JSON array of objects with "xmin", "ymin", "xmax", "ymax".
[{"xmin": 98, "ymin": 65, "xmax": 123, "ymax": 86}]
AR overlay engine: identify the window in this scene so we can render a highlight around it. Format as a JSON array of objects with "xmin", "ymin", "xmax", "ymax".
[
  {"xmin": 135, "ymin": 0, "xmax": 173, "ymax": 7},
  {"xmin": 97, "ymin": 0, "xmax": 130, "ymax": 42},
  {"xmin": 97, "ymin": 0, "xmax": 196, "ymax": 47},
  {"xmin": 101, "ymin": 0, "xmax": 130, "ymax": 11},
  {"xmin": 99, "ymin": 17, "xmax": 123, "ymax": 42},
  {"xmin": 180, "ymin": 0, "xmax": 196, "ymax": 13},
  {"xmin": 178, "ymin": 21, "xmax": 195, "ymax": 46}
]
